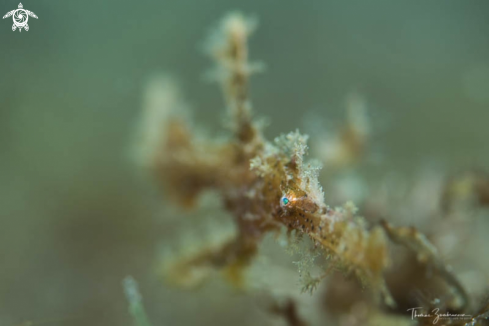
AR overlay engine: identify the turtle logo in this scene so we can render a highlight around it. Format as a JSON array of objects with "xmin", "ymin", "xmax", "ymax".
[{"xmin": 3, "ymin": 3, "xmax": 38, "ymax": 32}]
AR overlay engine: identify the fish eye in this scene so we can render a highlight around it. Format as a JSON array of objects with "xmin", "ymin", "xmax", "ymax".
[{"xmin": 281, "ymin": 197, "xmax": 290, "ymax": 206}]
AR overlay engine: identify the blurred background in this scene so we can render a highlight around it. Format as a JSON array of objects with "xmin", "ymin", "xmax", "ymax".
[{"xmin": 1, "ymin": 0, "xmax": 489, "ymax": 325}]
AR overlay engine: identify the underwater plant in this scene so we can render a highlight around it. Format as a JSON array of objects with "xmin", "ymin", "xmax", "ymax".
[{"xmin": 136, "ymin": 12, "xmax": 489, "ymax": 326}]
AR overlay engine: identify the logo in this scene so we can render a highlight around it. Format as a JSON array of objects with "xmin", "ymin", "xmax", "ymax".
[{"xmin": 3, "ymin": 3, "xmax": 37, "ymax": 32}]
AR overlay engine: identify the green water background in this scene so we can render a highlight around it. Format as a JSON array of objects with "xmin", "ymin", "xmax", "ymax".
[{"xmin": 1, "ymin": 1, "xmax": 489, "ymax": 325}]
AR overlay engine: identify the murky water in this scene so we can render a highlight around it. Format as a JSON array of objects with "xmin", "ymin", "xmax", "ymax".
[{"xmin": 1, "ymin": 1, "xmax": 489, "ymax": 325}]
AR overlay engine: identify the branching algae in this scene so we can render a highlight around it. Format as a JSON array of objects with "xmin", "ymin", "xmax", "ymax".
[
  {"xmin": 137, "ymin": 12, "xmax": 488, "ymax": 326},
  {"xmin": 148, "ymin": 12, "xmax": 389, "ymax": 296}
]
